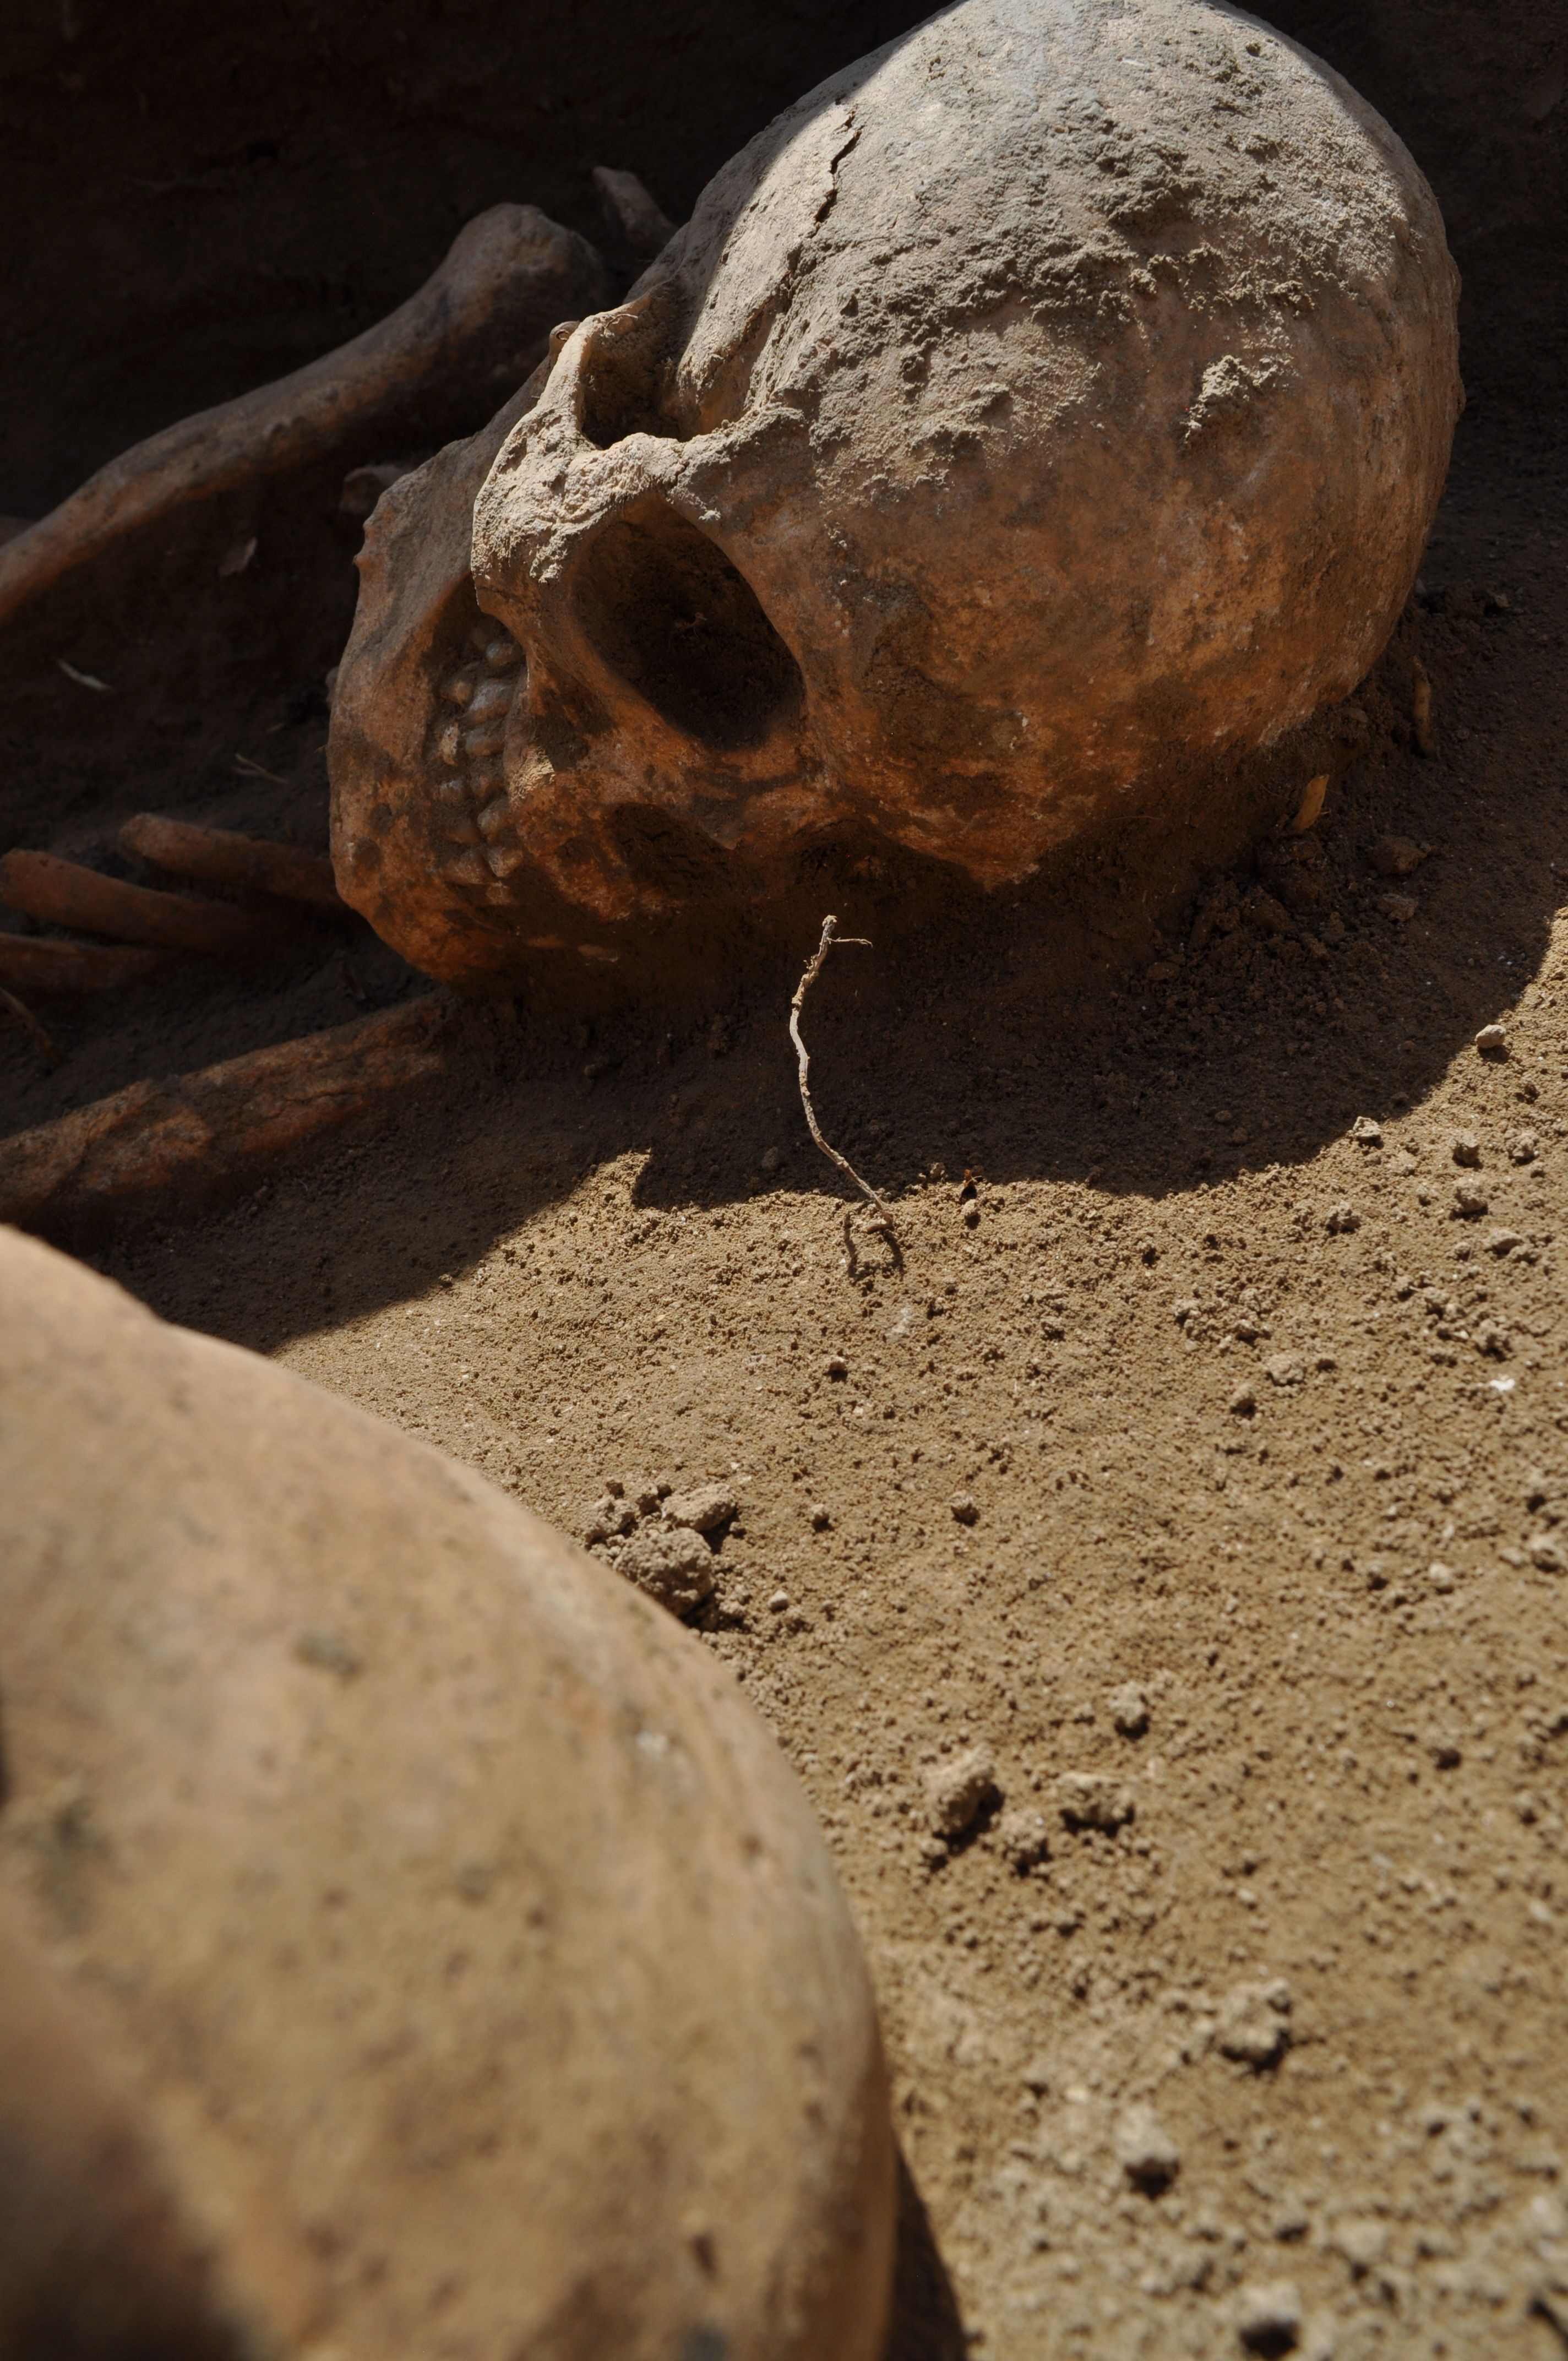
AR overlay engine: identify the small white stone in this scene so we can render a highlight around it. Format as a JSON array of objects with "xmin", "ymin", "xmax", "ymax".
[
  {"xmin": 1236, "ymin": 2277, "xmax": 1303, "ymax": 2353},
  {"xmin": 1114, "ymin": 2102, "xmax": 1180, "ymax": 2191},
  {"xmin": 1108, "ymin": 1682, "xmax": 1150, "ymax": 1738}
]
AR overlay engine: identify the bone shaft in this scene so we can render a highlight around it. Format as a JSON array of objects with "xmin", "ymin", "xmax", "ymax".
[
  {"xmin": 119, "ymin": 815, "xmax": 344, "ymax": 914},
  {"xmin": 0, "ymin": 206, "xmax": 608, "ymax": 633},
  {"xmin": 0, "ymin": 995, "xmax": 451, "ymax": 1233},
  {"xmin": 0, "ymin": 932, "xmax": 169, "ymax": 993},
  {"xmin": 0, "ymin": 851, "xmax": 279, "ymax": 957}
]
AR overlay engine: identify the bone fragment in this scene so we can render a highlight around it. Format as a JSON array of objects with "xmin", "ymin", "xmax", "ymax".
[
  {"xmin": 0, "ymin": 204, "xmax": 612, "ymax": 632},
  {"xmin": 592, "ymin": 165, "xmax": 680, "ymax": 270},
  {"xmin": 0, "ymin": 994, "xmax": 450, "ymax": 1231},
  {"xmin": 1, "ymin": 849, "xmax": 281, "ymax": 957},
  {"xmin": 0, "ymin": 933, "xmax": 167, "ymax": 993},
  {"xmin": 119, "ymin": 814, "xmax": 344, "ymax": 913},
  {"xmin": 1411, "ymin": 657, "xmax": 1437, "ymax": 754}
]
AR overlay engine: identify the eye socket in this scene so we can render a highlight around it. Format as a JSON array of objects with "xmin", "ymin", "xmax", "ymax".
[
  {"xmin": 577, "ymin": 333, "xmax": 685, "ymax": 450},
  {"xmin": 570, "ymin": 497, "xmax": 803, "ymax": 752}
]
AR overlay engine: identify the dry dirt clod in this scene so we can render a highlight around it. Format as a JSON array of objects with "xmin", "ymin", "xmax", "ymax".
[
  {"xmin": 1054, "ymin": 1772, "xmax": 1135, "ymax": 1833},
  {"xmin": 1370, "ymin": 833, "xmax": 1428, "ymax": 877},
  {"xmin": 995, "ymin": 1808, "xmax": 1051, "ymax": 1872},
  {"xmin": 1216, "ymin": 1978, "xmax": 1293, "ymax": 2068},
  {"xmin": 616, "ymin": 1522, "xmax": 716, "ymax": 1618},
  {"xmin": 1476, "ymin": 1021, "xmax": 1510, "ymax": 1055},
  {"xmin": 662, "ymin": 1482, "xmax": 737, "ymax": 1533},
  {"xmin": 1114, "ymin": 2102, "xmax": 1180, "ymax": 2194},
  {"xmin": 950, "ymin": 1490, "xmax": 979, "ymax": 1525},
  {"xmin": 1453, "ymin": 1179, "xmax": 1490, "ymax": 1217},
  {"xmin": 924, "ymin": 1745, "xmax": 1000, "ymax": 1839},
  {"xmin": 1451, "ymin": 1129, "xmax": 1482, "ymax": 1166}
]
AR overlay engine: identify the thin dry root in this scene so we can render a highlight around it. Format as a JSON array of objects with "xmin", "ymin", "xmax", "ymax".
[
  {"xmin": 0, "ymin": 994, "xmax": 451, "ymax": 1232},
  {"xmin": 0, "ymin": 934, "xmax": 168, "ymax": 994},
  {"xmin": 790, "ymin": 915, "xmax": 900, "ymax": 1257},
  {"xmin": 1, "ymin": 850, "xmax": 284, "ymax": 959},
  {"xmin": 119, "ymin": 815, "xmax": 344, "ymax": 915}
]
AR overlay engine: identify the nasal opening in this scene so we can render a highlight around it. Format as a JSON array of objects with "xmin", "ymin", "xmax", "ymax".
[{"xmin": 570, "ymin": 498, "xmax": 803, "ymax": 752}]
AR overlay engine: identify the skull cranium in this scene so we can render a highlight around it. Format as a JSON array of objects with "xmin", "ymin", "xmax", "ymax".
[{"xmin": 330, "ymin": 0, "xmax": 1460, "ymax": 984}]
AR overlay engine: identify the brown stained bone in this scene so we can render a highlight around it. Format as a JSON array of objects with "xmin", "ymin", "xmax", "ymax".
[
  {"xmin": 0, "ymin": 1231, "xmax": 895, "ymax": 2359},
  {"xmin": 120, "ymin": 814, "xmax": 344, "ymax": 913},
  {"xmin": 0, "ymin": 1897, "xmax": 248, "ymax": 2361},
  {"xmin": 0, "ymin": 994, "xmax": 450, "ymax": 1231},
  {"xmin": 332, "ymin": 0, "xmax": 1460, "ymax": 983},
  {"xmin": 0, "ymin": 932, "xmax": 168, "ymax": 993},
  {"xmin": 0, "ymin": 204, "xmax": 612, "ymax": 632},
  {"xmin": 0, "ymin": 850, "xmax": 281, "ymax": 957}
]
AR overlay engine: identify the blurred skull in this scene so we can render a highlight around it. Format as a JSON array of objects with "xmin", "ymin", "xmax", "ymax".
[{"xmin": 331, "ymin": 0, "xmax": 1460, "ymax": 983}]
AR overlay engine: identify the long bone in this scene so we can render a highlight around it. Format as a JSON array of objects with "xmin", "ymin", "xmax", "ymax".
[
  {"xmin": 0, "ymin": 994, "xmax": 450, "ymax": 1233},
  {"xmin": 0, "ymin": 204, "xmax": 612, "ymax": 631}
]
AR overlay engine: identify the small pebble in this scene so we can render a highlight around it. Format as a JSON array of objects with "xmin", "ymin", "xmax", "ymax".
[
  {"xmin": 1235, "ymin": 2277, "xmax": 1303, "ymax": 2354},
  {"xmin": 1108, "ymin": 1682, "xmax": 1150, "ymax": 1738},
  {"xmin": 1349, "ymin": 1115, "xmax": 1382, "ymax": 1145},
  {"xmin": 1216, "ymin": 1978, "xmax": 1292, "ymax": 2068},
  {"xmin": 1329, "ymin": 2216, "xmax": 1388, "ymax": 2274},
  {"xmin": 1451, "ymin": 1129, "xmax": 1482, "ymax": 1167},
  {"xmin": 809, "ymin": 1501, "xmax": 832, "ymax": 1529},
  {"xmin": 1264, "ymin": 1352, "xmax": 1304, "ymax": 1388},
  {"xmin": 1475, "ymin": 1021, "xmax": 1509, "ymax": 1056},
  {"xmin": 950, "ymin": 1490, "xmax": 979, "ymax": 1525},
  {"xmin": 768, "ymin": 1589, "xmax": 790, "ymax": 1614},
  {"xmin": 1114, "ymin": 2102, "xmax": 1180, "ymax": 2193},
  {"xmin": 826, "ymin": 1354, "xmax": 850, "ymax": 1379}
]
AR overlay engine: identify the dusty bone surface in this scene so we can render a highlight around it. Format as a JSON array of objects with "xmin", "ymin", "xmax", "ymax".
[
  {"xmin": 330, "ymin": 0, "xmax": 1460, "ymax": 985},
  {"xmin": 0, "ymin": 1226, "xmax": 895, "ymax": 2361}
]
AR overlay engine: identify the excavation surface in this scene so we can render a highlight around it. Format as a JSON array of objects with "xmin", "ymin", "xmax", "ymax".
[{"xmin": 2, "ymin": 3, "xmax": 1566, "ymax": 2352}]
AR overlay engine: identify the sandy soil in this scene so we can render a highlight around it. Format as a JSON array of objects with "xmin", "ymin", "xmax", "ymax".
[{"xmin": 2, "ymin": 6, "xmax": 1566, "ymax": 2356}]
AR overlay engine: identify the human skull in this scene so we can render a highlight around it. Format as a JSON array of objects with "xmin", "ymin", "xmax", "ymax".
[{"xmin": 330, "ymin": 0, "xmax": 1460, "ymax": 984}]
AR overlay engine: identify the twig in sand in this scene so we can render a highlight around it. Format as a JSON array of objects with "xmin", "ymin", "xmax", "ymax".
[
  {"xmin": 0, "ymin": 986, "xmax": 59, "ymax": 1066},
  {"xmin": 790, "ymin": 915, "xmax": 900, "ymax": 1265}
]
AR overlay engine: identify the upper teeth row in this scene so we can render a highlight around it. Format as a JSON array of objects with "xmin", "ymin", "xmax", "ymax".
[{"xmin": 428, "ymin": 623, "xmax": 528, "ymax": 900}]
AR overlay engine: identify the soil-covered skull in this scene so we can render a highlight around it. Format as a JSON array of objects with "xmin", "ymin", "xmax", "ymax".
[{"xmin": 330, "ymin": 0, "xmax": 1460, "ymax": 984}]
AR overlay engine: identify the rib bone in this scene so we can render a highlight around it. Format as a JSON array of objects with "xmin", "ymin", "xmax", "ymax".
[{"xmin": 1, "ymin": 850, "xmax": 280, "ymax": 958}]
